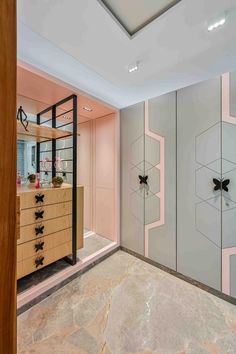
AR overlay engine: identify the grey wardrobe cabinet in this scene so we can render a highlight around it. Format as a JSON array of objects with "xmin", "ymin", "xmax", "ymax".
[
  {"xmin": 121, "ymin": 72, "xmax": 236, "ymax": 299},
  {"xmin": 121, "ymin": 92, "xmax": 177, "ymax": 270}
]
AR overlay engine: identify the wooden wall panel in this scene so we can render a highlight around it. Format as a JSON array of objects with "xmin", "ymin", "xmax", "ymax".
[{"xmin": 0, "ymin": 0, "xmax": 17, "ymax": 353}]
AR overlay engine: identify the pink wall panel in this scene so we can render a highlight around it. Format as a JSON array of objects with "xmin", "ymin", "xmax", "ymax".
[
  {"xmin": 94, "ymin": 114, "xmax": 116, "ymax": 241},
  {"xmin": 77, "ymin": 114, "xmax": 116, "ymax": 241},
  {"xmin": 77, "ymin": 121, "xmax": 92, "ymax": 231},
  {"xmin": 95, "ymin": 115, "xmax": 115, "ymax": 190},
  {"xmin": 95, "ymin": 188, "xmax": 115, "ymax": 240}
]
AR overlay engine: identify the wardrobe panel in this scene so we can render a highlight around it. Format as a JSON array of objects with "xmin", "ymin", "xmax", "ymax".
[
  {"xmin": 222, "ymin": 70, "xmax": 236, "ymax": 297},
  {"xmin": 147, "ymin": 92, "xmax": 176, "ymax": 269},
  {"xmin": 177, "ymin": 77, "xmax": 222, "ymax": 290},
  {"xmin": 121, "ymin": 102, "xmax": 145, "ymax": 255}
]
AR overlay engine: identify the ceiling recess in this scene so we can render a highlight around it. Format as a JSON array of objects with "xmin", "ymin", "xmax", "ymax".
[{"xmin": 98, "ymin": 0, "xmax": 182, "ymax": 37}]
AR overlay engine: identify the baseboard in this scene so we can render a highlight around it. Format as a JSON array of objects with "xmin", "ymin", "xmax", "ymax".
[{"xmin": 121, "ymin": 246, "xmax": 236, "ymax": 306}]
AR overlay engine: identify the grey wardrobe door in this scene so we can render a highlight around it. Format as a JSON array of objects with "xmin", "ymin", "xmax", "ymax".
[
  {"xmin": 177, "ymin": 77, "xmax": 222, "ymax": 290},
  {"xmin": 121, "ymin": 102, "xmax": 145, "ymax": 255},
  {"xmin": 146, "ymin": 93, "xmax": 176, "ymax": 270},
  {"xmin": 222, "ymin": 70, "xmax": 236, "ymax": 297}
]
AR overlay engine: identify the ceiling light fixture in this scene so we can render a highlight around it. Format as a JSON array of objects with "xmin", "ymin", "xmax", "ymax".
[
  {"xmin": 208, "ymin": 18, "xmax": 226, "ymax": 32},
  {"xmin": 63, "ymin": 115, "xmax": 71, "ymax": 120},
  {"xmin": 128, "ymin": 62, "xmax": 139, "ymax": 73},
  {"xmin": 83, "ymin": 106, "xmax": 93, "ymax": 112}
]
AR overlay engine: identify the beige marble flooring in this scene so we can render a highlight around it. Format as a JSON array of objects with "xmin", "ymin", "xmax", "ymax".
[
  {"xmin": 77, "ymin": 234, "xmax": 113, "ymax": 260},
  {"xmin": 18, "ymin": 251, "xmax": 236, "ymax": 354}
]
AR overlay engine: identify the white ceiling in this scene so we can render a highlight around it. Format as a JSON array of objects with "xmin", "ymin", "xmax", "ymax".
[
  {"xmin": 17, "ymin": 0, "xmax": 236, "ymax": 109},
  {"xmin": 99, "ymin": 0, "xmax": 181, "ymax": 35}
]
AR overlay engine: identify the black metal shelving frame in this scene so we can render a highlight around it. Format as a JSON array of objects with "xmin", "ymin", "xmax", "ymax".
[{"xmin": 36, "ymin": 94, "xmax": 77, "ymax": 265}]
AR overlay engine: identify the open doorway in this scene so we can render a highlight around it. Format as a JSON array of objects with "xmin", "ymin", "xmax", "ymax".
[{"xmin": 16, "ymin": 63, "xmax": 120, "ymax": 309}]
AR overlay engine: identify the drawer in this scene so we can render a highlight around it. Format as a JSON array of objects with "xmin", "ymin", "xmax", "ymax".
[
  {"xmin": 17, "ymin": 241, "xmax": 72, "ymax": 280},
  {"xmin": 18, "ymin": 214, "xmax": 72, "ymax": 245},
  {"xmin": 19, "ymin": 187, "xmax": 72, "ymax": 210},
  {"xmin": 20, "ymin": 201, "xmax": 72, "ymax": 226},
  {"xmin": 17, "ymin": 228, "xmax": 72, "ymax": 262}
]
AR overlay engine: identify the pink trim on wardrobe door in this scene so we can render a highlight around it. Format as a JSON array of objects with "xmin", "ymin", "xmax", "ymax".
[
  {"xmin": 222, "ymin": 247, "xmax": 236, "ymax": 295},
  {"xmin": 144, "ymin": 100, "xmax": 165, "ymax": 257},
  {"xmin": 222, "ymin": 73, "xmax": 236, "ymax": 124}
]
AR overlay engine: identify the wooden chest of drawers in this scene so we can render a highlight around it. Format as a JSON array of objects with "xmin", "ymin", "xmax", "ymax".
[{"xmin": 17, "ymin": 184, "xmax": 84, "ymax": 279}]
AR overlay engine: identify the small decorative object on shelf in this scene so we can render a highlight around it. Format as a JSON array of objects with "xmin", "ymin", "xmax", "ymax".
[
  {"xmin": 27, "ymin": 173, "xmax": 36, "ymax": 184},
  {"xmin": 17, "ymin": 105, "xmax": 29, "ymax": 132},
  {"xmin": 35, "ymin": 173, "xmax": 41, "ymax": 189},
  {"xmin": 52, "ymin": 176, "xmax": 64, "ymax": 188},
  {"xmin": 17, "ymin": 173, "xmax": 22, "ymax": 185}
]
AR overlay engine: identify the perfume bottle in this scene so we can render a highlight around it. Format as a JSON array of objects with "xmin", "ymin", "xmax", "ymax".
[
  {"xmin": 35, "ymin": 173, "xmax": 41, "ymax": 189},
  {"xmin": 17, "ymin": 173, "xmax": 21, "ymax": 185}
]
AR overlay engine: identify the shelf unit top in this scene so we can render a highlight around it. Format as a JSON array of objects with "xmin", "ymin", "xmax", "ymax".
[{"xmin": 17, "ymin": 120, "xmax": 72, "ymax": 142}]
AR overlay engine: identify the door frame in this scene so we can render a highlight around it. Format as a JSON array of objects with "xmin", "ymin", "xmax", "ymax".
[{"xmin": 0, "ymin": 0, "xmax": 17, "ymax": 353}]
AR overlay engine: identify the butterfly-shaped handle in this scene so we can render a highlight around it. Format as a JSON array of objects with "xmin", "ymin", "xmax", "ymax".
[
  {"xmin": 35, "ymin": 241, "xmax": 45, "ymax": 252},
  {"xmin": 138, "ymin": 175, "xmax": 148, "ymax": 185},
  {"xmin": 35, "ymin": 193, "xmax": 45, "ymax": 204},
  {"xmin": 35, "ymin": 225, "xmax": 44, "ymax": 236},
  {"xmin": 35, "ymin": 256, "xmax": 44, "ymax": 268},
  {"xmin": 213, "ymin": 178, "xmax": 230, "ymax": 192},
  {"xmin": 35, "ymin": 210, "xmax": 44, "ymax": 220}
]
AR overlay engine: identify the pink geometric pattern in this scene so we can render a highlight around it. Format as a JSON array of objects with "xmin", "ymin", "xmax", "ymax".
[
  {"xmin": 222, "ymin": 72, "xmax": 236, "ymax": 124},
  {"xmin": 144, "ymin": 100, "xmax": 165, "ymax": 257},
  {"xmin": 222, "ymin": 247, "xmax": 236, "ymax": 295}
]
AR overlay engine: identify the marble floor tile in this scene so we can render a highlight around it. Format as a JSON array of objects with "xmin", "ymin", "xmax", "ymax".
[
  {"xmin": 18, "ymin": 251, "xmax": 236, "ymax": 354},
  {"xmin": 18, "ymin": 234, "xmax": 112, "ymax": 295},
  {"xmin": 77, "ymin": 234, "xmax": 113, "ymax": 260}
]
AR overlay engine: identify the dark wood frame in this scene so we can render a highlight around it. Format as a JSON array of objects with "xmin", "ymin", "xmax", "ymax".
[{"xmin": 0, "ymin": 0, "xmax": 17, "ymax": 353}]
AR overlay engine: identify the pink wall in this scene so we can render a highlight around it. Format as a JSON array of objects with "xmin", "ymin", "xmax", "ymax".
[
  {"xmin": 78, "ymin": 114, "xmax": 117, "ymax": 241},
  {"xmin": 77, "ymin": 121, "xmax": 93, "ymax": 231}
]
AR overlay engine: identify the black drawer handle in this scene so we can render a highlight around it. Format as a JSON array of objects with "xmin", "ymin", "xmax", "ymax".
[
  {"xmin": 138, "ymin": 175, "xmax": 148, "ymax": 185},
  {"xmin": 35, "ymin": 193, "xmax": 45, "ymax": 203},
  {"xmin": 35, "ymin": 225, "xmax": 44, "ymax": 236},
  {"xmin": 213, "ymin": 178, "xmax": 230, "ymax": 192},
  {"xmin": 35, "ymin": 256, "xmax": 44, "ymax": 268},
  {"xmin": 35, "ymin": 241, "xmax": 44, "ymax": 252},
  {"xmin": 35, "ymin": 210, "xmax": 44, "ymax": 220}
]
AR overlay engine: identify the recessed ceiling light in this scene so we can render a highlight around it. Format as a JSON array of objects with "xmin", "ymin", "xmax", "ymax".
[
  {"xmin": 128, "ymin": 62, "xmax": 139, "ymax": 73},
  {"xmin": 63, "ymin": 115, "xmax": 71, "ymax": 120},
  {"xmin": 208, "ymin": 18, "xmax": 226, "ymax": 32},
  {"xmin": 83, "ymin": 106, "xmax": 93, "ymax": 112}
]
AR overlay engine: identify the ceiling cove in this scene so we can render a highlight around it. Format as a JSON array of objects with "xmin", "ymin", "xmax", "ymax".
[{"xmin": 97, "ymin": 0, "xmax": 182, "ymax": 37}]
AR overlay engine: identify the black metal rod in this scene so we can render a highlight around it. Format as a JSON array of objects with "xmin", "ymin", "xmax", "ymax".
[
  {"xmin": 38, "ymin": 94, "xmax": 75, "ymax": 116},
  {"xmin": 39, "ymin": 146, "xmax": 73, "ymax": 153},
  {"xmin": 56, "ymin": 121, "xmax": 73, "ymax": 129},
  {"xmin": 56, "ymin": 108, "xmax": 73, "ymax": 119},
  {"xmin": 52, "ymin": 105, "xmax": 56, "ymax": 178},
  {"xmin": 36, "ymin": 113, "xmax": 40, "ymax": 173},
  {"xmin": 72, "ymin": 94, "xmax": 77, "ymax": 265}
]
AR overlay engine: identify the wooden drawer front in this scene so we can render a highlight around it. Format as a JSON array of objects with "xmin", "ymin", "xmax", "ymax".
[
  {"xmin": 18, "ymin": 214, "xmax": 72, "ymax": 245},
  {"xmin": 20, "ymin": 201, "xmax": 72, "ymax": 226},
  {"xmin": 17, "ymin": 241, "xmax": 71, "ymax": 280},
  {"xmin": 17, "ymin": 228, "xmax": 72, "ymax": 262},
  {"xmin": 19, "ymin": 187, "xmax": 72, "ymax": 210}
]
